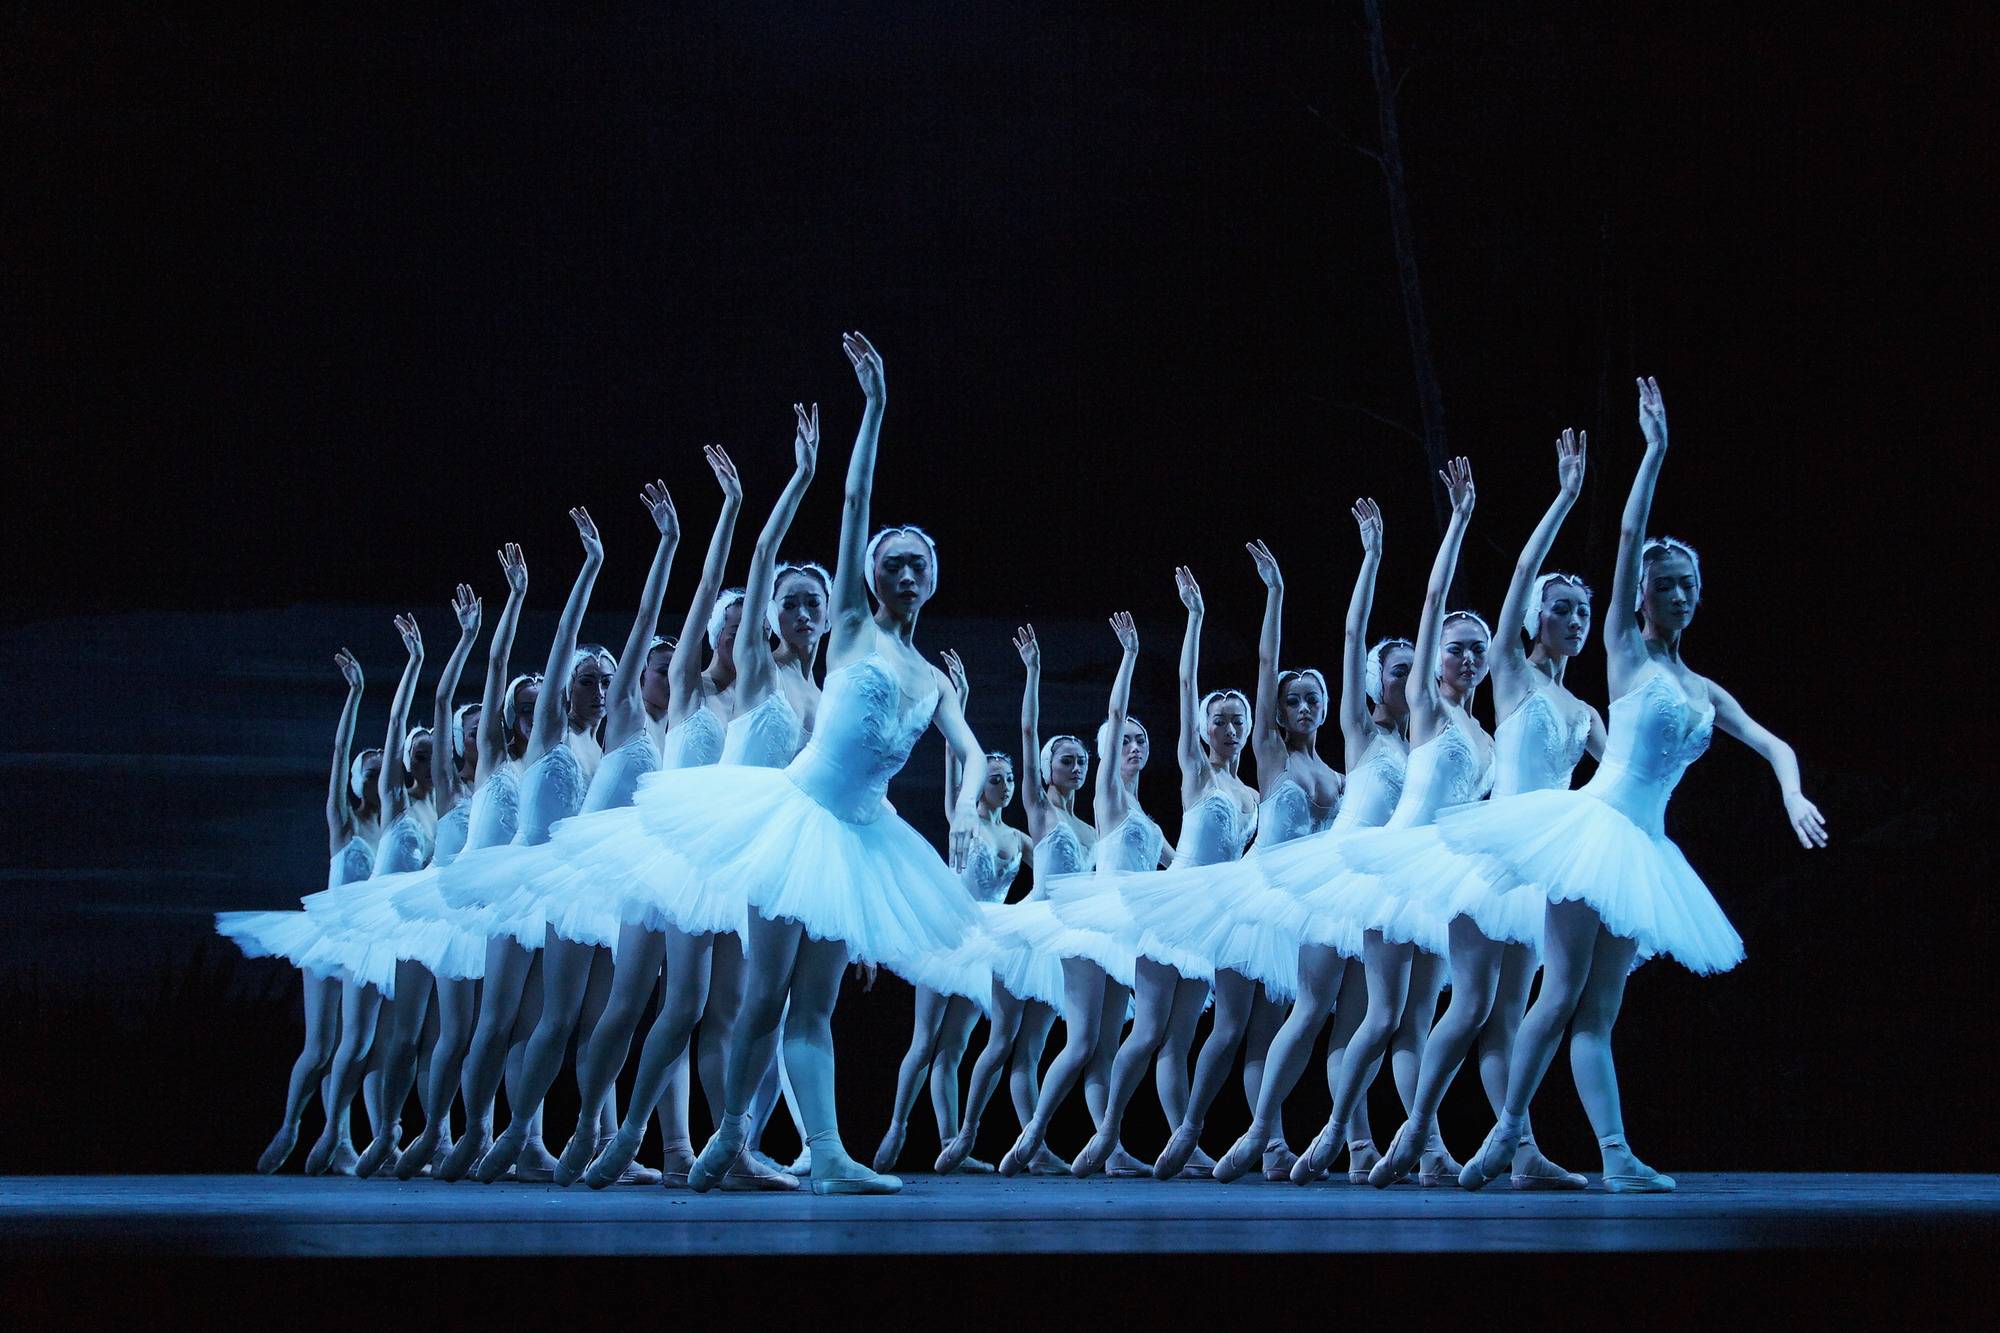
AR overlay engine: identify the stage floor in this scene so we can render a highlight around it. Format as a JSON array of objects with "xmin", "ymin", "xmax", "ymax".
[{"xmin": 4, "ymin": 1172, "xmax": 1996, "ymax": 1258}]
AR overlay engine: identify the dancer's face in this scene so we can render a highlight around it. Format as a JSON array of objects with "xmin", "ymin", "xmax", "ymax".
[
  {"xmin": 713, "ymin": 600, "xmax": 744, "ymax": 664},
  {"xmin": 408, "ymin": 735, "xmax": 434, "ymax": 793},
  {"xmin": 982, "ymin": 758, "xmax": 1016, "ymax": 811},
  {"xmin": 1534, "ymin": 582, "xmax": 1593, "ymax": 660},
  {"xmin": 1641, "ymin": 552, "xmax": 1700, "ymax": 634},
  {"xmin": 1379, "ymin": 647, "xmax": 1415, "ymax": 718},
  {"xmin": 1202, "ymin": 696, "xmax": 1248, "ymax": 761},
  {"xmin": 357, "ymin": 750, "xmax": 383, "ymax": 808},
  {"xmin": 640, "ymin": 644, "xmax": 674, "ymax": 714},
  {"xmin": 872, "ymin": 534, "xmax": 935, "ymax": 616},
  {"xmin": 457, "ymin": 706, "xmax": 482, "ymax": 777},
  {"xmin": 1439, "ymin": 621, "xmax": 1490, "ymax": 698},
  {"xmin": 569, "ymin": 658, "xmax": 611, "ymax": 730},
  {"xmin": 772, "ymin": 571, "xmax": 828, "ymax": 654},
  {"xmin": 1046, "ymin": 739, "xmax": 1089, "ymax": 795},
  {"xmin": 511, "ymin": 681, "xmax": 541, "ymax": 751},
  {"xmin": 1120, "ymin": 722, "xmax": 1150, "ymax": 778},
  {"xmin": 1280, "ymin": 674, "xmax": 1327, "ymax": 738}
]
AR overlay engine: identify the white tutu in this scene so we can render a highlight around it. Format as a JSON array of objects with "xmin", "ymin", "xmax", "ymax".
[
  {"xmin": 215, "ymin": 910, "xmax": 344, "ymax": 979},
  {"xmin": 1230, "ymin": 826, "xmax": 1369, "ymax": 958},
  {"xmin": 976, "ymin": 900, "xmax": 1068, "ymax": 1008},
  {"xmin": 1118, "ymin": 859, "xmax": 1308, "ymax": 994},
  {"xmin": 1431, "ymin": 788, "xmax": 1743, "ymax": 974},
  {"xmin": 1043, "ymin": 871, "xmax": 1141, "ymax": 989},
  {"xmin": 302, "ymin": 865, "xmax": 491, "ymax": 982}
]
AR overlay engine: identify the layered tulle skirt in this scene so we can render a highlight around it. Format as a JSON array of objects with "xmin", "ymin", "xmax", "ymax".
[
  {"xmin": 215, "ymin": 910, "xmax": 338, "ymax": 978},
  {"xmin": 1041, "ymin": 871, "xmax": 1141, "ymax": 990},
  {"xmin": 1429, "ymin": 789, "xmax": 1743, "ymax": 974},
  {"xmin": 1118, "ymin": 858, "xmax": 1303, "ymax": 998},
  {"xmin": 973, "ymin": 899, "xmax": 1068, "ymax": 1008}
]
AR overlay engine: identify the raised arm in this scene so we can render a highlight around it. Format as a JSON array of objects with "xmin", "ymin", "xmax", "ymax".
[
  {"xmin": 940, "ymin": 648, "xmax": 970, "ymax": 823},
  {"xmin": 430, "ymin": 585, "xmax": 481, "ymax": 810},
  {"xmin": 1247, "ymin": 540, "xmax": 1287, "ymax": 782},
  {"xmin": 530, "ymin": 507, "xmax": 604, "ymax": 758},
  {"xmin": 1174, "ymin": 566, "xmax": 1206, "ymax": 799},
  {"xmin": 667, "ymin": 446, "xmax": 742, "ymax": 722},
  {"xmin": 1095, "ymin": 612, "xmax": 1140, "ymax": 828},
  {"xmin": 1408, "ymin": 458, "xmax": 1475, "ymax": 732},
  {"xmin": 1709, "ymin": 682, "xmax": 1829, "ymax": 849},
  {"xmin": 1606, "ymin": 377, "xmax": 1670, "ymax": 682},
  {"xmin": 736, "ymin": 404, "xmax": 820, "ymax": 703},
  {"xmin": 378, "ymin": 614, "xmax": 425, "ymax": 819},
  {"xmin": 326, "ymin": 649, "xmax": 366, "ymax": 852},
  {"xmin": 1494, "ymin": 429, "xmax": 1587, "ymax": 704},
  {"xmin": 606, "ymin": 481, "xmax": 680, "ymax": 743},
  {"xmin": 828, "ymin": 332, "xmax": 886, "ymax": 645},
  {"xmin": 1013, "ymin": 625, "xmax": 1048, "ymax": 819},
  {"xmin": 931, "ymin": 667, "xmax": 990, "ymax": 872},
  {"xmin": 1338, "ymin": 499, "xmax": 1385, "ymax": 757},
  {"xmin": 476, "ymin": 543, "xmax": 528, "ymax": 782}
]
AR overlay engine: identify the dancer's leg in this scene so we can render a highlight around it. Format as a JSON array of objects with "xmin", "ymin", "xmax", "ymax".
[
  {"xmin": 952, "ymin": 960, "xmax": 1100, "ymax": 1172},
  {"xmin": 1370, "ymin": 917, "xmax": 1501, "ymax": 1184},
  {"xmin": 968, "ymin": 988, "xmax": 1031, "ymax": 1171},
  {"xmin": 1084, "ymin": 978, "xmax": 1130, "ymax": 1123},
  {"xmin": 257, "ymin": 969, "xmax": 342, "ymax": 1174},
  {"xmin": 1241, "ymin": 986, "xmax": 1286, "ymax": 1114},
  {"xmin": 433, "ymin": 937, "xmax": 534, "ymax": 1180},
  {"xmin": 574, "ymin": 943, "xmax": 618, "ymax": 1137},
  {"xmin": 1213, "ymin": 946, "xmax": 1339, "ymax": 1181},
  {"xmin": 1327, "ymin": 957, "xmax": 1377, "ymax": 1159},
  {"xmin": 1483, "ymin": 943, "xmax": 1581, "ymax": 1185},
  {"xmin": 1292, "ymin": 932, "xmax": 1410, "ymax": 1182},
  {"xmin": 304, "ymin": 977, "xmax": 383, "ymax": 1175},
  {"xmin": 929, "ymin": 995, "xmax": 984, "ymax": 1142},
  {"xmin": 786, "ymin": 935, "xmax": 896, "ymax": 1194},
  {"xmin": 558, "ymin": 922, "xmax": 669, "ymax": 1178},
  {"xmin": 697, "ymin": 930, "xmax": 749, "ymax": 1127},
  {"xmin": 1155, "ymin": 968, "xmax": 1255, "ymax": 1178},
  {"xmin": 1390, "ymin": 948, "xmax": 1449, "ymax": 1118},
  {"xmin": 581, "ymin": 927, "xmax": 714, "ymax": 1187},
  {"xmin": 475, "ymin": 933, "xmax": 596, "ymax": 1180},
  {"xmin": 1155, "ymin": 974, "xmax": 1211, "ymax": 1130},
  {"xmin": 871, "ymin": 986, "xmax": 949, "ymax": 1171},
  {"xmin": 357, "ymin": 960, "xmax": 435, "ymax": 1175},
  {"xmin": 1567, "ymin": 924, "xmax": 1665, "ymax": 1188},
  {"xmin": 1007, "ymin": 1001, "xmax": 1057, "ymax": 1126},
  {"xmin": 1070, "ymin": 958, "xmax": 1179, "ymax": 1176},
  {"xmin": 395, "ymin": 974, "xmax": 477, "ymax": 1177},
  {"xmin": 689, "ymin": 911, "xmax": 803, "ymax": 1189}
]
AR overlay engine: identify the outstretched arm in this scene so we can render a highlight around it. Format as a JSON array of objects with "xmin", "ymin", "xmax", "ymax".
[
  {"xmin": 828, "ymin": 332, "xmax": 886, "ymax": 646},
  {"xmin": 476, "ymin": 543, "xmax": 528, "ymax": 782},
  {"xmin": 1095, "ymin": 612, "xmax": 1140, "ymax": 829},
  {"xmin": 1247, "ymin": 540, "xmax": 1287, "ymax": 782},
  {"xmin": 668, "ymin": 446, "xmax": 743, "ymax": 724},
  {"xmin": 1606, "ymin": 377, "xmax": 1670, "ymax": 683},
  {"xmin": 1014, "ymin": 625, "xmax": 1048, "ymax": 825},
  {"xmin": 941, "ymin": 649, "xmax": 970, "ymax": 823},
  {"xmin": 1338, "ymin": 499, "xmax": 1384, "ymax": 760},
  {"xmin": 608, "ymin": 480, "xmax": 680, "ymax": 739},
  {"xmin": 530, "ymin": 507, "xmax": 604, "ymax": 757},
  {"xmin": 1408, "ymin": 458, "xmax": 1475, "ymax": 734},
  {"xmin": 326, "ymin": 649, "xmax": 365, "ymax": 853},
  {"xmin": 1494, "ymin": 430, "xmax": 1586, "ymax": 702},
  {"xmin": 1710, "ymin": 683, "xmax": 1829, "ymax": 848},
  {"xmin": 378, "ymin": 614, "xmax": 424, "ymax": 819},
  {"xmin": 737, "ymin": 404, "xmax": 820, "ymax": 703},
  {"xmin": 431, "ymin": 584, "xmax": 481, "ymax": 812},
  {"xmin": 1174, "ymin": 566, "xmax": 1208, "ymax": 803},
  {"xmin": 931, "ymin": 671, "xmax": 989, "ymax": 872}
]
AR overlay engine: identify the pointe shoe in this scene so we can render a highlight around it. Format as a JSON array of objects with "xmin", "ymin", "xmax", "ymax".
[
  {"xmin": 721, "ymin": 1152, "xmax": 803, "ymax": 1192},
  {"xmin": 1028, "ymin": 1145, "xmax": 1070, "ymax": 1176},
  {"xmin": 1457, "ymin": 1120, "xmax": 1523, "ymax": 1192},
  {"xmin": 393, "ymin": 1122, "xmax": 442, "ymax": 1181},
  {"xmin": 554, "ymin": 1130, "xmax": 602, "ymax": 1187},
  {"xmin": 302, "ymin": 1128, "xmax": 341, "ymax": 1178},
  {"xmin": 785, "ymin": 1147, "xmax": 813, "ymax": 1176},
  {"xmin": 1262, "ymin": 1142, "xmax": 1298, "ymax": 1182},
  {"xmin": 256, "ymin": 1124, "xmax": 299, "ymax": 1175},
  {"xmin": 657, "ymin": 1144, "xmax": 696, "ymax": 1188},
  {"xmin": 871, "ymin": 1122, "xmax": 908, "ymax": 1174},
  {"xmin": 997, "ymin": 1125, "xmax": 1043, "ymax": 1177},
  {"xmin": 934, "ymin": 1128, "xmax": 977, "ymax": 1176},
  {"xmin": 1345, "ymin": 1140, "xmax": 1380, "ymax": 1184},
  {"xmin": 434, "ymin": 1129, "xmax": 489, "ymax": 1183},
  {"xmin": 960, "ymin": 1157, "xmax": 998, "ymax": 1174},
  {"xmin": 810, "ymin": 1149, "xmax": 901, "ymax": 1196},
  {"xmin": 583, "ymin": 1128, "xmax": 644, "ymax": 1191},
  {"xmin": 427, "ymin": 1135, "xmax": 453, "ymax": 1178},
  {"xmin": 355, "ymin": 1132, "xmax": 398, "ymax": 1181},
  {"xmin": 327, "ymin": 1138, "xmax": 362, "ymax": 1177},
  {"xmin": 474, "ymin": 1125, "xmax": 529, "ymax": 1184},
  {"xmin": 619, "ymin": 1163, "xmax": 663, "ymax": 1186},
  {"xmin": 1182, "ymin": 1147, "xmax": 1217, "ymax": 1178},
  {"xmin": 1510, "ymin": 1143, "xmax": 1588, "ymax": 1191},
  {"xmin": 746, "ymin": 1150, "xmax": 784, "ymax": 1176},
  {"xmin": 1291, "ymin": 1120, "xmax": 1343, "ymax": 1186},
  {"xmin": 1417, "ymin": 1131, "xmax": 1463, "ymax": 1187},
  {"xmin": 1070, "ymin": 1131, "xmax": 1115, "ymax": 1178},
  {"xmin": 1104, "ymin": 1144, "xmax": 1148, "ymax": 1178},
  {"xmin": 1368, "ymin": 1120, "xmax": 1426, "ymax": 1189},
  {"xmin": 1152, "ymin": 1123, "xmax": 1202, "ymax": 1181},
  {"xmin": 1211, "ymin": 1129, "xmax": 1266, "ymax": 1184},
  {"xmin": 512, "ymin": 1140, "xmax": 559, "ymax": 1183},
  {"xmin": 689, "ymin": 1127, "xmax": 744, "ymax": 1194},
  {"xmin": 1599, "ymin": 1141, "xmax": 1675, "ymax": 1193}
]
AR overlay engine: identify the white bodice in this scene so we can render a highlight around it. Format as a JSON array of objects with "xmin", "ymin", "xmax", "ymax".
[
  {"xmin": 723, "ymin": 689, "xmax": 808, "ymax": 769},
  {"xmin": 1174, "ymin": 786, "xmax": 1258, "ymax": 867},
  {"xmin": 1332, "ymin": 730, "xmax": 1407, "ymax": 832},
  {"xmin": 1580, "ymin": 666, "xmax": 1714, "ymax": 836},
  {"xmin": 662, "ymin": 704, "xmax": 726, "ymax": 771},
  {"xmin": 514, "ymin": 742, "xmax": 587, "ymax": 846},
  {"xmin": 1097, "ymin": 804, "xmax": 1165, "ymax": 874},
  {"xmin": 432, "ymin": 801, "xmax": 472, "ymax": 867},
  {"xmin": 464, "ymin": 764, "xmax": 522, "ymax": 851},
  {"xmin": 961, "ymin": 832, "xmax": 1023, "ymax": 904},
  {"xmin": 1256, "ymin": 777, "xmax": 1337, "ymax": 850},
  {"xmin": 329, "ymin": 834, "xmax": 376, "ymax": 890},
  {"xmin": 373, "ymin": 803, "xmax": 435, "ymax": 875},
  {"xmin": 1384, "ymin": 715, "xmax": 1494, "ymax": 830},
  {"xmin": 1034, "ymin": 817, "xmax": 1094, "ymax": 883},
  {"xmin": 784, "ymin": 653, "xmax": 938, "ymax": 825},
  {"xmin": 1493, "ymin": 685, "xmax": 1592, "ymax": 798},
  {"xmin": 582, "ymin": 727, "xmax": 662, "ymax": 813}
]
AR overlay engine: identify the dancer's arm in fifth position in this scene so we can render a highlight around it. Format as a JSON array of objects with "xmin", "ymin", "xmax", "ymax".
[
  {"xmin": 326, "ymin": 649, "xmax": 366, "ymax": 854},
  {"xmin": 734, "ymin": 404, "xmax": 819, "ymax": 710},
  {"xmin": 1247, "ymin": 540, "xmax": 1289, "ymax": 795},
  {"xmin": 1013, "ymin": 625, "xmax": 1057, "ymax": 840},
  {"xmin": 525, "ymin": 508, "xmax": 604, "ymax": 766},
  {"xmin": 377, "ymin": 614, "xmax": 425, "ymax": 822},
  {"xmin": 1173, "ymin": 565, "xmax": 1208, "ymax": 806},
  {"xmin": 941, "ymin": 649, "xmax": 972, "ymax": 823},
  {"xmin": 475, "ymin": 544, "xmax": 528, "ymax": 785},
  {"xmin": 1338, "ymin": 498, "xmax": 1385, "ymax": 768},
  {"xmin": 430, "ymin": 584, "xmax": 482, "ymax": 816},
  {"xmin": 602, "ymin": 480, "xmax": 680, "ymax": 751},
  {"xmin": 1406, "ymin": 459, "xmax": 1476, "ymax": 746},
  {"xmin": 667, "ymin": 447, "xmax": 743, "ymax": 727},
  {"xmin": 1094, "ymin": 612, "xmax": 1140, "ymax": 834}
]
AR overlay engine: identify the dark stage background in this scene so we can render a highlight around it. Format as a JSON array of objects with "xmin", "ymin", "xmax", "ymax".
[{"xmin": 3, "ymin": 3, "xmax": 1988, "ymax": 1174}]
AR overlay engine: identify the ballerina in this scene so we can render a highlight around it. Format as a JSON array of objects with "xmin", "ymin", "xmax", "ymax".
[
  {"xmin": 1454, "ymin": 378, "xmax": 1827, "ymax": 1192},
  {"xmin": 910, "ymin": 635, "xmax": 1069, "ymax": 1177},
  {"xmin": 1067, "ymin": 568, "xmax": 1256, "ymax": 1179},
  {"xmin": 1281, "ymin": 460, "xmax": 1492, "ymax": 1187},
  {"xmin": 628, "ymin": 330, "xmax": 989, "ymax": 1195},
  {"xmin": 573, "ymin": 417, "xmax": 827, "ymax": 1193},
  {"xmin": 1367, "ymin": 430, "xmax": 1602, "ymax": 1189},
  {"xmin": 217, "ymin": 647, "xmax": 381, "ymax": 1174},
  {"xmin": 466, "ymin": 479, "xmax": 683, "ymax": 1183},
  {"xmin": 431, "ymin": 508, "xmax": 606, "ymax": 1182},
  {"xmin": 963, "ymin": 612, "xmax": 1151, "ymax": 1179}
]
